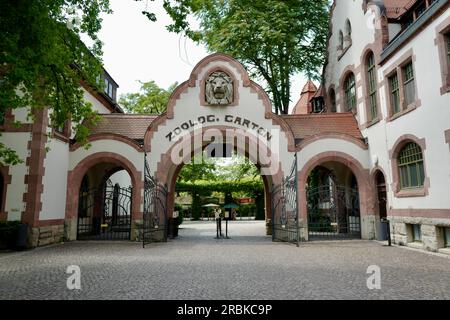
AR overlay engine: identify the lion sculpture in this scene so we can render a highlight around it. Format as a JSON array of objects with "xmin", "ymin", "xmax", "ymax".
[{"xmin": 205, "ymin": 71, "xmax": 233, "ymax": 105}]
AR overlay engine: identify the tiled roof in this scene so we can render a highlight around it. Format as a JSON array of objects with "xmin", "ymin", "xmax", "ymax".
[
  {"xmin": 281, "ymin": 113, "xmax": 364, "ymax": 141},
  {"xmin": 86, "ymin": 114, "xmax": 157, "ymax": 140},
  {"xmin": 311, "ymin": 85, "xmax": 325, "ymax": 100},
  {"xmin": 85, "ymin": 113, "xmax": 363, "ymax": 145},
  {"xmin": 292, "ymin": 81, "xmax": 317, "ymax": 115},
  {"xmin": 384, "ymin": 0, "xmax": 417, "ymax": 19}
]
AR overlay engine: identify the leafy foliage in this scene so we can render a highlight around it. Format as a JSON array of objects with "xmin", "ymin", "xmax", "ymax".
[
  {"xmin": 176, "ymin": 178, "xmax": 264, "ymax": 197},
  {"xmin": 0, "ymin": 0, "xmax": 112, "ymax": 165},
  {"xmin": 177, "ymin": 155, "xmax": 217, "ymax": 182},
  {"xmin": 143, "ymin": 0, "xmax": 330, "ymax": 114},
  {"xmin": 119, "ymin": 80, "xmax": 178, "ymax": 115}
]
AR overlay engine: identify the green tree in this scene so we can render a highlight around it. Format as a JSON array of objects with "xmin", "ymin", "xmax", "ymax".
[
  {"xmin": 178, "ymin": 155, "xmax": 217, "ymax": 182},
  {"xmin": 0, "ymin": 0, "xmax": 112, "ymax": 165},
  {"xmin": 119, "ymin": 80, "xmax": 178, "ymax": 115},
  {"xmin": 154, "ymin": 0, "xmax": 330, "ymax": 114},
  {"xmin": 215, "ymin": 156, "xmax": 260, "ymax": 181}
]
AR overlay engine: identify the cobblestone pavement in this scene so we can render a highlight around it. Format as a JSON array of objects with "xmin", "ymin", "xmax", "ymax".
[{"xmin": 0, "ymin": 221, "xmax": 449, "ymax": 300}]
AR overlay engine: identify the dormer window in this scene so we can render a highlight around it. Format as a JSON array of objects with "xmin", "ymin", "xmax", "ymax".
[
  {"xmin": 103, "ymin": 75, "xmax": 117, "ymax": 101},
  {"xmin": 312, "ymin": 98, "xmax": 325, "ymax": 113},
  {"xmin": 401, "ymin": 0, "xmax": 438, "ymax": 30}
]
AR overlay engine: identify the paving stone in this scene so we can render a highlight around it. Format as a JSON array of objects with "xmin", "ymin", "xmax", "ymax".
[{"xmin": 0, "ymin": 221, "xmax": 449, "ymax": 300}]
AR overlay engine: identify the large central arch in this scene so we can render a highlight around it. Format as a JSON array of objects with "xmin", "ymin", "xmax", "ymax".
[
  {"xmin": 151, "ymin": 125, "xmax": 285, "ymax": 222},
  {"xmin": 140, "ymin": 53, "xmax": 300, "ymax": 244}
]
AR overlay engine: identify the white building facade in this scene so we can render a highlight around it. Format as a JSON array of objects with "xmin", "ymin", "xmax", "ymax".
[
  {"xmin": 320, "ymin": 0, "xmax": 450, "ymax": 252},
  {"xmin": 0, "ymin": 0, "xmax": 448, "ymax": 254}
]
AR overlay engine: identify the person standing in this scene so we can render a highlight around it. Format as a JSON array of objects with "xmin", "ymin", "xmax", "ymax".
[{"xmin": 215, "ymin": 209, "xmax": 222, "ymax": 238}]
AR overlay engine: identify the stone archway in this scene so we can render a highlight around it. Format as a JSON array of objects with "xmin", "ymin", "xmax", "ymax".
[
  {"xmin": 152, "ymin": 126, "xmax": 285, "ymax": 223},
  {"xmin": 65, "ymin": 152, "xmax": 142, "ymax": 241},
  {"xmin": 299, "ymin": 151, "xmax": 375, "ymax": 240}
]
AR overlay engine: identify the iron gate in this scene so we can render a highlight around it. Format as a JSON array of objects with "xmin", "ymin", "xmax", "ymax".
[
  {"xmin": 271, "ymin": 153, "xmax": 300, "ymax": 246},
  {"xmin": 143, "ymin": 153, "xmax": 168, "ymax": 247},
  {"xmin": 77, "ymin": 183, "xmax": 132, "ymax": 240},
  {"xmin": 307, "ymin": 185, "xmax": 361, "ymax": 239}
]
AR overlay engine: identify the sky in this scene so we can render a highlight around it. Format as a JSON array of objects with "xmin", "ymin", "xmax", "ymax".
[{"xmin": 95, "ymin": 0, "xmax": 310, "ymax": 112}]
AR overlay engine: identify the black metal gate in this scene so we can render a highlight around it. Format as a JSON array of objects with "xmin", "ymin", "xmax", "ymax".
[
  {"xmin": 271, "ymin": 153, "xmax": 300, "ymax": 246},
  {"xmin": 307, "ymin": 184, "xmax": 361, "ymax": 239},
  {"xmin": 77, "ymin": 183, "xmax": 132, "ymax": 240},
  {"xmin": 143, "ymin": 153, "xmax": 168, "ymax": 247}
]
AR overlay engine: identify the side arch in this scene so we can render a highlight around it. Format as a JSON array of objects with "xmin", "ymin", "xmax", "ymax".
[
  {"xmin": 298, "ymin": 151, "xmax": 375, "ymax": 239},
  {"xmin": 65, "ymin": 152, "xmax": 143, "ymax": 240}
]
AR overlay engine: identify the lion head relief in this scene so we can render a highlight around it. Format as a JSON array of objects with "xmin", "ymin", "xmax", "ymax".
[{"xmin": 205, "ymin": 71, "xmax": 233, "ymax": 105}]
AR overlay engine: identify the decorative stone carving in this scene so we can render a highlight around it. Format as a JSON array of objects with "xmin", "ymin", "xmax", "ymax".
[{"xmin": 205, "ymin": 71, "xmax": 233, "ymax": 105}]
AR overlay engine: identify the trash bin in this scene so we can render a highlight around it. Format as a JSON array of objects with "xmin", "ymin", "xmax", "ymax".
[
  {"xmin": 378, "ymin": 218, "xmax": 390, "ymax": 241},
  {"xmin": 173, "ymin": 217, "xmax": 179, "ymax": 238},
  {"xmin": 15, "ymin": 223, "xmax": 28, "ymax": 250},
  {"xmin": 168, "ymin": 218, "xmax": 179, "ymax": 239}
]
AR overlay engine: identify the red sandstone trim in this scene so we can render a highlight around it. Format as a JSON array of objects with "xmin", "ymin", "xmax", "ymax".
[
  {"xmin": 165, "ymin": 81, "xmax": 190, "ymax": 119},
  {"xmin": 0, "ymin": 109, "xmax": 33, "ymax": 132},
  {"xmin": 143, "ymin": 113, "xmax": 168, "ymax": 153},
  {"xmin": 22, "ymin": 108, "xmax": 48, "ymax": 227},
  {"xmin": 360, "ymin": 44, "xmax": 383, "ymax": 128},
  {"xmin": 389, "ymin": 209, "xmax": 450, "ymax": 219},
  {"xmin": 435, "ymin": 16, "xmax": 450, "ymax": 95},
  {"xmin": 70, "ymin": 133, "xmax": 143, "ymax": 152},
  {"xmin": 66, "ymin": 152, "xmax": 143, "ymax": 224},
  {"xmin": 156, "ymin": 127, "xmax": 283, "ymax": 220},
  {"xmin": 382, "ymin": 49, "xmax": 422, "ymax": 122},
  {"xmin": 370, "ymin": 167, "xmax": 390, "ymax": 221},
  {"xmin": 189, "ymin": 53, "xmax": 251, "ymax": 88},
  {"xmin": 338, "ymin": 64, "xmax": 361, "ymax": 113},
  {"xmin": 0, "ymin": 165, "xmax": 12, "ymax": 219},
  {"xmin": 36, "ymin": 219, "xmax": 65, "ymax": 227},
  {"xmin": 143, "ymin": 53, "xmax": 296, "ymax": 154},
  {"xmin": 298, "ymin": 151, "xmax": 374, "ymax": 222}
]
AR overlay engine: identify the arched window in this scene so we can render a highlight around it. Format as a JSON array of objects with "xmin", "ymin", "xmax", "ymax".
[
  {"xmin": 344, "ymin": 73, "xmax": 356, "ymax": 111},
  {"xmin": 366, "ymin": 52, "xmax": 378, "ymax": 120},
  {"xmin": 329, "ymin": 89, "xmax": 337, "ymax": 112},
  {"xmin": 398, "ymin": 142, "xmax": 425, "ymax": 189},
  {"xmin": 339, "ymin": 31, "xmax": 344, "ymax": 49},
  {"xmin": 346, "ymin": 20, "xmax": 352, "ymax": 39}
]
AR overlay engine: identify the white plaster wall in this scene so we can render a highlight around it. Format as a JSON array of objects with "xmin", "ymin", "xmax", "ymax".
[
  {"xmin": 12, "ymin": 107, "xmax": 33, "ymax": 124},
  {"xmin": 388, "ymin": 23, "xmax": 402, "ymax": 41},
  {"xmin": 69, "ymin": 140, "xmax": 143, "ymax": 172},
  {"xmin": 363, "ymin": 10, "xmax": 450, "ymax": 210},
  {"xmin": 298, "ymin": 138, "xmax": 370, "ymax": 170},
  {"xmin": 83, "ymin": 88, "xmax": 111, "ymax": 114},
  {"xmin": 109, "ymin": 170, "xmax": 132, "ymax": 189},
  {"xmin": 69, "ymin": 140, "xmax": 143, "ymax": 212},
  {"xmin": 40, "ymin": 139, "xmax": 69, "ymax": 220},
  {"xmin": 325, "ymin": 0, "xmax": 377, "ymax": 116},
  {"xmin": 0, "ymin": 133, "xmax": 31, "ymax": 221},
  {"xmin": 148, "ymin": 59, "xmax": 293, "ymax": 178}
]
